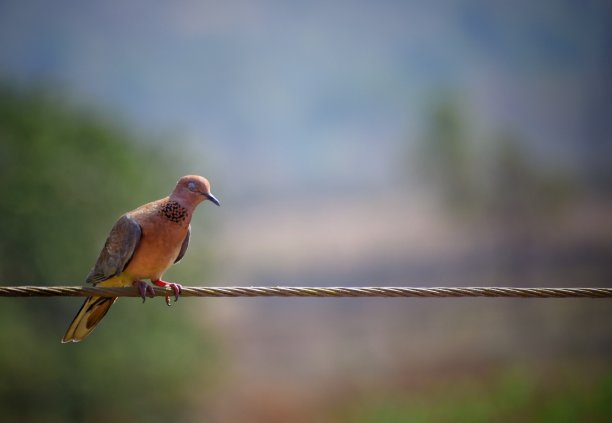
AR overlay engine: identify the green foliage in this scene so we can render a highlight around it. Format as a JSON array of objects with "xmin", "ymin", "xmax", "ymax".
[
  {"xmin": 341, "ymin": 367, "xmax": 612, "ymax": 422},
  {"xmin": 0, "ymin": 83, "xmax": 217, "ymax": 422}
]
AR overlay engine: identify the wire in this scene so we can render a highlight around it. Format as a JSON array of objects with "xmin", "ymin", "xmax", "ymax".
[{"xmin": 0, "ymin": 285, "xmax": 611, "ymax": 298}]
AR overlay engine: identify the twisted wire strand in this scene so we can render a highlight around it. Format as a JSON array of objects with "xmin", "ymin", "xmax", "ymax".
[{"xmin": 0, "ymin": 285, "xmax": 611, "ymax": 298}]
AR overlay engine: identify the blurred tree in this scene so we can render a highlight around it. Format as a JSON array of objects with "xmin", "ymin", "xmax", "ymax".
[
  {"xmin": 415, "ymin": 96, "xmax": 575, "ymax": 224},
  {"xmin": 416, "ymin": 97, "xmax": 480, "ymax": 216},
  {"xmin": 0, "ymin": 83, "xmax": 217, "ymax": 422},
  {"xmin": 413, "ymin": 95, "xmax": 580, "ymax": 288},
  {"xmin": 485, "ymin": 132, "xmax": 576, "ymax": 227}
]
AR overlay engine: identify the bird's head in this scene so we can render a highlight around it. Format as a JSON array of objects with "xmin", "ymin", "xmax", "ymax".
[{"xmin": 171, "ymin": 175, "xmax": 220, "ymax": 207}]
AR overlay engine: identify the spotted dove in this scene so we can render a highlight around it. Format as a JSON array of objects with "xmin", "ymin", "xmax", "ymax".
[{"xmin": 62, "ymin": 175, "xmax": 219, "ymax": 343}]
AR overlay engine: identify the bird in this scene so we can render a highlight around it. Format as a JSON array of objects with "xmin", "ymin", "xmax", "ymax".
[{"xmin": 62, "ymin": 175, "xmax": 220, "ymax": 343}]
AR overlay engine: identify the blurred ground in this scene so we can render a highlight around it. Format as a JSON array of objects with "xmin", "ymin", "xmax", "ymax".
[{"xmin": 201, "ymin": 190, "xmax": 612, "ymax": 421}]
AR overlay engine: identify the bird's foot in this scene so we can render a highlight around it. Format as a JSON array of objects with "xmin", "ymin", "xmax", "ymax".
[
  {"xmin": 153, "ymin": 279, "xmax": 182, "ymax": 306},
  {"xmin": 133, "ymin": 280, "xmax": 156, "ymax": 303}
]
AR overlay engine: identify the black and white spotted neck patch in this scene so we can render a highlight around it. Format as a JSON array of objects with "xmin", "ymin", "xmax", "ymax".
[{"xmin": 159, "ymin": 200, "xmax": 188, "ymax": 223}]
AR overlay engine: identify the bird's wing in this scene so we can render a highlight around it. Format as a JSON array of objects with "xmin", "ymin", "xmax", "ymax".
[
  {"xmin": 86, "ymin": 214, "xmax": 142, "ymax": 285},
  {"xmin": 174, "ymin": 225, "xmax": 191, "ymax": 264}
]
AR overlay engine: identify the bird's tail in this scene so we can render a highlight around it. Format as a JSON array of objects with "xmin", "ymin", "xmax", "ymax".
[{"xmin": 62, "ymin": 296, "xmax": 117, "ymax": 343}]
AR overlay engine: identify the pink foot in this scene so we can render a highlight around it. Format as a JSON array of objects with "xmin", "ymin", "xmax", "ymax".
[
  {"xmin": 133, "ymin": 280, "xmax": 155, "ymax": 303},
  {"xmin": 153, "ymin": 279, "xmax": 183, "ymax": 306}
]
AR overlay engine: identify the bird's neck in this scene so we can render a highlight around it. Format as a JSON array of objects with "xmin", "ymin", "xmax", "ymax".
[
  {"xmin": 158, "ymin": 197, "xmax": 191, "ymax": 225},
  {"xmin": 167, "ymin": 193, "xmax": 201, "ymax": 211}
]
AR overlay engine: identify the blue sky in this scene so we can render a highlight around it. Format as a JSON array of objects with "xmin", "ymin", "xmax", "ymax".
[{"xmin": 0, "ymin": 0, "xmax": 609, "ymax": 196}]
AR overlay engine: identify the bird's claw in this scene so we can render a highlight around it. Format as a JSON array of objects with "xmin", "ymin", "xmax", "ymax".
[
  {"xmin": 133, "ymin": 280, "xmax": 155, "ymax": 303},
  {"xmin": 152, "ymin": 280, "xmax": 182, "ymax": 306},
  {"xmin": 169, "ymin": 283, "xmax": 182, "ymax": 305}
]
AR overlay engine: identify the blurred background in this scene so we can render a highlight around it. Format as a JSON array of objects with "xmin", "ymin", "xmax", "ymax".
[{"xmin": 1, "ymin": 0, "xmax": 611, "ymax": 421}]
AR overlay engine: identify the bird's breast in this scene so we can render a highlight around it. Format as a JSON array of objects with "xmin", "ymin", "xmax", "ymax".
[{"xmin": 123, "ymin": 210, "xmax": 190, "ymax": 281}]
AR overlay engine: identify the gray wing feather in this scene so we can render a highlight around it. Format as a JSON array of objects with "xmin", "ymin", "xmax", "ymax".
[
  {"xmin": 174, "ymin": 225, "xmax": 190, "ymax": 264},
  {"xmin": 86, "ymin": 215, "xmax": 142, "ymax": 285}
]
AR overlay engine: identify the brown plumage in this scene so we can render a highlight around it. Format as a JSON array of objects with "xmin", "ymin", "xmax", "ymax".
[{"xmin": 62, "ymin": 175, "xmax": 220, "ymax": 343}]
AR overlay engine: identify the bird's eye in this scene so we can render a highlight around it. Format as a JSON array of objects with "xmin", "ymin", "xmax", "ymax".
[{"xmin": 187, "ymin": 182, "xmax": 197, "ymax": 191}]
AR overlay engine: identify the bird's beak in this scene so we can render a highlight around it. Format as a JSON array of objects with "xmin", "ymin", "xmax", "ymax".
[{"xmin": 205, "ymin": 192, "xmax": 221, "ymax": 206}]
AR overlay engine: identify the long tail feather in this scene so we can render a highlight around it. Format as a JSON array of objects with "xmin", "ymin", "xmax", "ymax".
[{"xmin": 62, "ymin": 296, "xmax": 117, "ymax": 343}]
